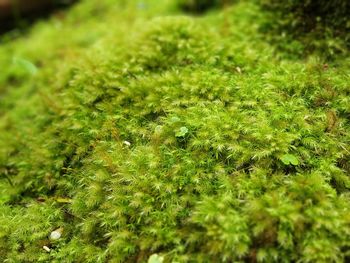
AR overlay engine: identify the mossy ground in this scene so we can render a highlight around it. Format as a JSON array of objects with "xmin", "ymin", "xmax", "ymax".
[{"xmin": 0, "ymin": 0, "xmax": 349, "ymax": 262}]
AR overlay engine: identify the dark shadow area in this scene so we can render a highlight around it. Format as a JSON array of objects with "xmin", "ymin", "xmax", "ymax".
[
  {"xmin": 0, "ymin": 0, "xmax": 78, "ymax": 34},
  {"xmin": 177, "ymin": 0, "xmax": 234, "ymax": 14}
]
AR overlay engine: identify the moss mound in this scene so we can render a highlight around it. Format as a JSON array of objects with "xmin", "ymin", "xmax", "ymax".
[{"xmin": 0, "ymin": 0, "xmax": 350, "ymax": 262}]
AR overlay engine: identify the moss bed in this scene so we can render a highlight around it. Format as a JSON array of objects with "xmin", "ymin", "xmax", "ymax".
[{"xmin": 0, "ymin": 0, "xmax": 349, "ymax": 262}]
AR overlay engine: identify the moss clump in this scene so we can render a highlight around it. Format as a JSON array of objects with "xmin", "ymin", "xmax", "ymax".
[{"xmin": 0, "ymin": 0, "xmax": 350, "ymax": 262}]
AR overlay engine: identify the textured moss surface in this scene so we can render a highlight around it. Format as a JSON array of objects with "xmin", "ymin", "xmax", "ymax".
[{"xmin": 0, "ymin": 0, "xmax": 349, "ymax": 262}]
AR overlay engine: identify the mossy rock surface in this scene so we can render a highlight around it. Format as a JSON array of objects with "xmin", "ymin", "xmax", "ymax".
[{"xmin": 0, "ymin": 0, "xmax": 350, "ymax": 262}]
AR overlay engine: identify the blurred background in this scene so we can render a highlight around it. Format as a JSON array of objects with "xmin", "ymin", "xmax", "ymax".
[{"xmin": 0, "ymin": 0, "xmax": 77, "ymax": 33}]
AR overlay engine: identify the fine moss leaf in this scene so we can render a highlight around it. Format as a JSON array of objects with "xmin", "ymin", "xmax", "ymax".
[
  {"xmin": 281, "ymin": 154, "xmax": 299, "ymax": 166},
  {"xmin": 12, "ymin": 57, "xmax": 38, "ymax": 75},
  {"xmin": 148, "ymin": 254, "xmax": 164, "ymax": 263},
  {"xmin": 175, "ymin": 126, "xmax": 188, "ymax": 137}
]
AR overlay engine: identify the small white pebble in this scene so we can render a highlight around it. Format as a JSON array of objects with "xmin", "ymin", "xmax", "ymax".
[
  {"xmin": 50, "ymin": 229, "xmax": 62, "ymax": 240},
  {"xmin": 123, "ymin": 141, "xmax": 131, "ymax": 146},
  {"xmin": 43, "ymin": 246, "xmax": 51, "ymax": 252}
]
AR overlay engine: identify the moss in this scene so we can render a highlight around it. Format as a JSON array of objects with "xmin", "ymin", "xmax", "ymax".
[
  {"xmin": 0, "ymin": 0, "xmax": 350, "ymax": 262},
  {"xmin": 260, "ymin": 0, "xmax": 350, "ymax": 58}
]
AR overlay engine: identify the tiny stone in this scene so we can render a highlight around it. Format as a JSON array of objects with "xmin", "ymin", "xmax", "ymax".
[
  {"xmin": 123, "ymin": 141, "xmax": 131, "ymax": 146},
  {"xmin": 43, "ymin": 246, "xmax": 51, "ymax": 252},
  {"xmin": 50, "ymin": 229, "xmax": 62, "ymax": 240}
]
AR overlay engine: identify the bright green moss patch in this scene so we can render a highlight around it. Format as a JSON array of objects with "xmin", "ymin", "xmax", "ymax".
[{"xmin": 0, "ymin": 0, "xmax": 350, "ymax": 262}]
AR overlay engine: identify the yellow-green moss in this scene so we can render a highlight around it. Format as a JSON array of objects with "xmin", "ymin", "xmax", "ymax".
[{"xmin": 0, "ymin": 0, "xmax": 349, "ymax": 262}]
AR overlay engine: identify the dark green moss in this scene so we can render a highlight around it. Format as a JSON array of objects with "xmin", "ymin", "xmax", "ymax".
[
  {"xmin": 177, "ymin": 0, "xmax": 234, "ymax": 14},
  {"xmin": 260, "ymin": 0, "xmax": 350, "ymax": 57}
]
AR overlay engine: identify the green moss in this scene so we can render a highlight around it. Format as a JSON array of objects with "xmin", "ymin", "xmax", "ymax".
[{"xmin": 0, "ymin": 0, "xmax": 349, "ymax": 262}]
